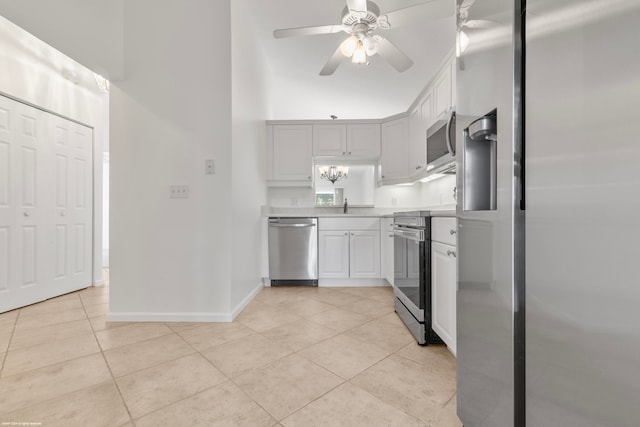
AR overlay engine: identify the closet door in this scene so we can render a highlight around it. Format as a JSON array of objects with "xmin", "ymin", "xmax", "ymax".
[{"xmin": 0, "ymin": 95, "xmax": 93, "ymax": 313}]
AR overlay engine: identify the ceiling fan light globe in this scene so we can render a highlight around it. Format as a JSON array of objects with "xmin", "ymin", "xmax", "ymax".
[
  {"xmin": 352, "ymin": 41, "xmax": 367, "ymax": 64},
  {"xmin": 363, "ymin": 36, "xmax": 379, "ymax": 56},
  {"xmin": 340, "ymin": 36, "xmax": 359, "ymax": 57}
]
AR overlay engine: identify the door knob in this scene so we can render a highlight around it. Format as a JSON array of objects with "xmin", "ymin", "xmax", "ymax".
[{"xmin": 450, "ymin": 229, "xmax": 456, "ymax": 235}]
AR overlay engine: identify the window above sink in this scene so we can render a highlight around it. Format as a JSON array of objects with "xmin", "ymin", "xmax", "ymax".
[{"xmin": 314, "ymin": 163, "xmax": 375, "ymax": 207}]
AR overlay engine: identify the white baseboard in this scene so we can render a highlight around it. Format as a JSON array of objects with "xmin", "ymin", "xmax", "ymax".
[
  {"xmin": 231, "ymin": 282, "xmax": 263, "ymax": 321},
  {"xmin": 319, "ymin": 278, "xmax": 390, "ymax": 287},
  {"xmin": 92, "ymin": 280, "xmax": 106, "ymax": 287},
  {"xmin": 108, "ymin": 312, "xmax": 233, "ymax": 322},
  {"xmin": 108, "ymin": 282, "xmax": 264, "ymax": 323}
]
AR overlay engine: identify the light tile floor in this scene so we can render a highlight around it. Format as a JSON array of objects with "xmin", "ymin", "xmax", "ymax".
[{"xmin": 0, "ymin": 274, "xmax": 462, "ymax": 427}]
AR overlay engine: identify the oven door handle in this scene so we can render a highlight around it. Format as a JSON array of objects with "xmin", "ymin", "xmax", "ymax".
[{"xmin": 393, "ymin": 228, "xmax": 423, "ymax": 242}]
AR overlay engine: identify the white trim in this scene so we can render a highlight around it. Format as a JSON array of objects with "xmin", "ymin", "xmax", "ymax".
[
  {"xmin": 319, "ymin": 278, "xmax": 390, "ymax": 287},
  {"xmin": 92, "ymin": 280, "xmax": 106, "ymax": 287},
  {"xmin": 108, "ymin": 312, "xmax": 233, "ymax": 323},
  {"xmin": 231, "ymin": 282, "xmax": 263, "ymax": 321}
]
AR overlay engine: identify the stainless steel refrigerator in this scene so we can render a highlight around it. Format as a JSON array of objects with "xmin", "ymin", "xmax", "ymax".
[{"xmin": 456, "ymin": 0, "xmax": 640, "ymax": 426}]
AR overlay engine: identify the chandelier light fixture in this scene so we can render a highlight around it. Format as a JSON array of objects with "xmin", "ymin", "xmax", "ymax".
[{"xmin": 319, "ymin": 166, "xmax": 349, "ymax": 184}]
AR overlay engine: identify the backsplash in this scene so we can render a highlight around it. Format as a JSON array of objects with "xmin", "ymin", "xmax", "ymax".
[{"xmin": 268, "ymin": 174, "xmax": 456, "ymax": 208}]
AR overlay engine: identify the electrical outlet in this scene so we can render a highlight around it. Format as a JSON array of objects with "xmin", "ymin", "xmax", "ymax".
[
  {"xmin": 391, "ymin": 197, "xmax": 397, "ymax": 206},
  {"xmin": 291, "ymin": 198, "xmax": 298, "ymax": 206},
  {"xmin": 205, "ymin": 159, "xmax": 216, "ymax": 175},
  {"xmin": 169, "ymin": 185, "xmax": 189, "ymax": 198}
]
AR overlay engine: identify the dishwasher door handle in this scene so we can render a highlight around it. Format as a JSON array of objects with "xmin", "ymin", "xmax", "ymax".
[{"xmin": 269, "ymin": 223, "xmax": 316, "ymax": 228}]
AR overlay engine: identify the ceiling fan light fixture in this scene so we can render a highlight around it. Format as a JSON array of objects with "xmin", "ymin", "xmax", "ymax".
[
  {"xmin": 340, "ymin": 35, "xmax": 359, "ymax": 57},
  {"xmin": 351, "ymin": 41, "xmax": 367, "ymax": 64}
]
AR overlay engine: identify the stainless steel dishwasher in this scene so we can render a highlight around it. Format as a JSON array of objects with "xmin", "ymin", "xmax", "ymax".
[{"xmin": 268, "ymin": 217, "xmax": 318, "ymax": 286}]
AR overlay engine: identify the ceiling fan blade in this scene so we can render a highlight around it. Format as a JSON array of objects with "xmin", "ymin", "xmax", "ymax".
[
  {"xmin": 463, "ymin": 19, "xmax": 498, "ymax": 28},
  {"xmin": 273, "ymin": 24, "xmax": 344, "ymax": 39},
  {"xmin": 376, "ymin": 37, "xmax": 414, "ymax": 72},
  {"xmin": 459, "ymin": 0, "xmax": 476, "ymax": 11},
  {"xmin": 379, "ymin": 0, "xmax": 455, "ymax": 29},
  {"xmin": 346, "ymin": 0, "xmax": 368, "ymax": 16},
  {"xmin": 319, "ymin": 46, "xmax": 344, "ymax": 76}
]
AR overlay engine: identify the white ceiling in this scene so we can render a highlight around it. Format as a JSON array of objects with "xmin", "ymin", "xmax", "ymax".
[{"xmin": 245, "ymin": 0, "xmax": 456, "ymax": 120}]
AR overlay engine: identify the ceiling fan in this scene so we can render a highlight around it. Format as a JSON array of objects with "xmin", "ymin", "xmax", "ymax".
[
  {"xmin": 456, "ymin": 0, "xmax": 498, "ymax": 57},
  {"xmin": 273, "ymin": 0, "xmax": 455, "ymax": 76}
]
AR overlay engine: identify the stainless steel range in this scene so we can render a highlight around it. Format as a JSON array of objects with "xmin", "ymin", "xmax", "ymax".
[{"xmin": 393, "ymin": 211, "xmax": 442, "ymax": 345}]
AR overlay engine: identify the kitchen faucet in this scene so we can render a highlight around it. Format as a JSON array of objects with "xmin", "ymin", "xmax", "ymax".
[{"xmin": 343, "ymin": 198, "xmax": 348, "ymax": 214}]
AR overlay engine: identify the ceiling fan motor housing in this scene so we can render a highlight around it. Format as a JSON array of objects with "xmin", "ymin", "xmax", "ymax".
[{"xmin": 341, "ymin": 1, "xmax": 380, "ymax": 27}]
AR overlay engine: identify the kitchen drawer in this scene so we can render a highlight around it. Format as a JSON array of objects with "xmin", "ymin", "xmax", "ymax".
[
  {"xmin": 432, "ymin": 217, "xmax": 457, "ymax": 246},
  {"xmin": 319, "ymin": 217, "xmax": 380, "ymax": 231}
]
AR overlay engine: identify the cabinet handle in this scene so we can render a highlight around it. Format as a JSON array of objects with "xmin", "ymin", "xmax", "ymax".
[
  {"xmin": 349, "ymin": 151, "xmax": 352, "ymax": 155},
  {"xmin": 308, "ymin": 176, "xmax": 311, "ymax": 180},
  {"xmin": 23, "ymin": 212, "xmax": 30, "ymax": 217},
  {"xmin": 381, "ymin": 175, "xmax": 385, "ymax": 179},
  {"xmin": 388, "ymin": 234, "xmax": 394, "ymax": 238},
  {"xmin": 415, "ymin": 165, "xmax": 420, "ymax": 170},
  {"xmin": 345, "ymin": 233, "xmax": 348, "ymax": 236},
  {"xmin": 450, "ymin": 229, "xmax": 456, "ymax": 235},
  {"xmin": 342, "ymin": 151, "xmax": 346, "ymax": 155},
  {"xmin": 447, "ymin": 250, "xmax": 457, "ymax": 257}
]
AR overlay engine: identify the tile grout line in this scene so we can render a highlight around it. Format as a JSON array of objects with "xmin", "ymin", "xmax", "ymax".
[
  {"xmin": 78, "ymin": 286, "xmax": 136, "ymax": 426},
  {"xmin": 0, "ymin": 309, "xmax": 22, "ymax": 379}
]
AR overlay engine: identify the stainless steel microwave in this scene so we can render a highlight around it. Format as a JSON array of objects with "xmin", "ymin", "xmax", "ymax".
[{"xmin": 426, "ymin": 110, "xmax": 456, "ymax": 175}]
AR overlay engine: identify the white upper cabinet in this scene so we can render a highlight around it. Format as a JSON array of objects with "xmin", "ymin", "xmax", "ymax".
[
  {"xmin": 313, "ymin": 124, "xmax": 347, "ymax": 156},
  {"xmin": 271, "ymin": 125, "xmax": 313, "ymax": 184},
  {"xmin": 347, "ymin": 123, "xmax": 381, "ymax": 158},
  {"xmin": 313, "ymin": 123, "xmax": 380, "ymax": 158},
  {"xmin": 421, "ymin": 89, "xmax": 434, "ymax": 130},
  {"xmin": 408, "ymin": 108, "xmax": 426, "ymax": 173},
  {"xmin": 433, "ymin": 59, "xmax": 454, "ymax": 120},
  {"xmin": 381, "ymin": 117, "xmax": 409, "ymax": 183}
]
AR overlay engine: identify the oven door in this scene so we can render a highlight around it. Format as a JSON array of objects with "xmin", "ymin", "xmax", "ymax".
[{"xmin": 393, "ymin": 226, "xmax": 426, "ymax": 321}]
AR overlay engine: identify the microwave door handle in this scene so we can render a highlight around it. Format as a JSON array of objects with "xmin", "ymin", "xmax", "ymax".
[{"xmin": 446, "ymin": 111, "xmax": 456, "ymax": 156}]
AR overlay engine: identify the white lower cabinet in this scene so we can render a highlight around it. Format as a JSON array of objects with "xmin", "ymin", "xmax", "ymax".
[
  {"xmin": 318, "ymin": 231, "xmax": 350, "ymax": 278},
  {"xmin": 318, "ymin": 218, "xmax": 381, "ymax": 280},
  {"xmin": 431, "ymin": 217, "xmax": 457, "ymax": 355},
  {"xmin": 349, "ymin": 231, "xmax": 381, "ymax": 278},
  {"xmin": 381, "ymin": 218, "xmax": 394, "ymax": 285}
]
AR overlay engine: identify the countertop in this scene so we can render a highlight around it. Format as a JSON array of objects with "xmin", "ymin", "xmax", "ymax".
[{"xmin": 262, "ymin": 205, "xmax": 456, "ymax": 218}]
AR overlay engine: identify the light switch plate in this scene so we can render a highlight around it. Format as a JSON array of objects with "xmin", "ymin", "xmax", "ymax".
[
  {"xmin": 205, "ymin": 159, "xmax": 216, "ymax": 175},
  {"xmin": 169, "ymin": 185, "xmax": 189, "ymax": 198}
]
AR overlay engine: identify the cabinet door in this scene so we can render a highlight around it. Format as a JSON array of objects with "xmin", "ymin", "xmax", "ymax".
[
  {"xmin": 431, "ymin": 241, "xmax": 457, "ymax": 354},
  {"xmin": 318, "ymin": 231, "xmax": 350, "ymax": 278},
  {"xmin": 386, "ymin": 231, "xmax": 395, "ymax": 285},
  {"xmin": 349, "ymin": 231, "xmax": 381, "ymax": 278},
  {"xmin": 433, "ymin": 63, "xmax": 453, "ymax": 120},
  {"xmin": 347, "ymin": 124, "xmax": 381, "ymax": 158},
  {"xmin": 408, "ymin": 109, "xmax": 426, "ymax": 172},
  {"xmin": 272, "ymin": 125, "xmax": 313, "ymax": 181},
  {"xmin": 380, "ymin": 117, "xmax": 409, "ymax": 182},
  {"xmin": 313, "ymin": 124, "xmax": 347, "ymax": 157},
  {"xmin": 421, "ymin": 90, "xmax": 434, "ymax": 130}
]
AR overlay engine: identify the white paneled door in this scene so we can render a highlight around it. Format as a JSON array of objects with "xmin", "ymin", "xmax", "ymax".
[{"xmin": 0, "ymin": 95, "xmax": 93, "ymax": 313}]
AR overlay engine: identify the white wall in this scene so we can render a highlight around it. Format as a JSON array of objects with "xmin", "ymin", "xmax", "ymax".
[
  {"xmin": 0, "ymin": 0, "xmax": 124, "ymax": 80},
  {"xmin": 109, "ymin": 0, "xmax": 234, "ymax": 320},
  {"xmin": 420, "ymin": 174, "xmax": 457, "ymax": 206},
  {"xmin": 230, "ymin": 0, "xmax": 269, "ymax": 312},
  {"xmin": 268, "ymin": 183, "xmax": 424, "ymax": 208},
  {"xmin": 0, "ymin": 15, "xmax": 107, "ymax": 286}
]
